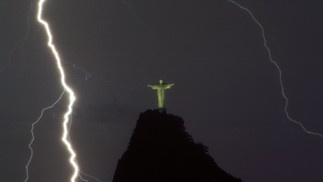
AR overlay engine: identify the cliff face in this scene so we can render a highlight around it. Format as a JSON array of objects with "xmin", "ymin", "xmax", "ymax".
[{"xmin": 113, "ymin": 109, "xmax": 242, "ymax": 182}]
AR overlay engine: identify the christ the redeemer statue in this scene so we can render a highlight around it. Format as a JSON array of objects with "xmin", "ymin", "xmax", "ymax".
[{"xmin": 148, "ymin": 80, "xmax": 174, "ymax": 111}]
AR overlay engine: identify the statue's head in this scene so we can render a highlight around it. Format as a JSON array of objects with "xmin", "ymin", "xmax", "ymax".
[{"xmin": 159, "ymin": 80, "xmax": 164, "ymax": 84}]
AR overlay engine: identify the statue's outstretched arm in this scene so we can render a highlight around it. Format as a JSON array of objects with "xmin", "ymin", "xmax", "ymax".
[
  {"xmin": 148, "ymin": 85, "xmax": 158, "ymax": 89},
  {"xmin": 165, "ymin": 83, "xmax": 174, "ymax": 89}
]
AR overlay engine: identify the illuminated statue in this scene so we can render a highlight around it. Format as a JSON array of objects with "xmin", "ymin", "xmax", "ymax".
[{"xmin": 148, "ymin": 80, "xmax": 174, "ymax": 110}]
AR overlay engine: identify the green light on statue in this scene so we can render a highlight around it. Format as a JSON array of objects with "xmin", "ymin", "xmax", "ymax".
[{"xmin": 148, "ymin": 80, "xmax": 174, "ymax": 111}]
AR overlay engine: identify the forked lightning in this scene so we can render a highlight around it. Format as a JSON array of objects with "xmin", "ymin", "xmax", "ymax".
[
  {"xmin": 24, "ymin": 91, "xmax": 65, "ymax": 182},
  {"xmin": 27, "ymin": 0, "xmax": 80, "ymax": 181},
  {"xmin": 24, "ymin": 1, "xmax": 322, "ymax": 182},
  {"xmin": 226, "ymin": 0, "xmax": 323, "ymax": 138}
]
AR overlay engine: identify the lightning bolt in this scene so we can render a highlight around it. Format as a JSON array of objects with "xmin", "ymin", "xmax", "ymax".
[
  {"xmin": 24, "ymin": 91, "xmax": 65, "ymax": 182},
  {"xmin": 79, "ymin": 170, "xmax": 103, "ymax": 182},
  {"xmin": 226, "ymin": 0, "xmax": 323, "ymax": 138},
  {"xmin": 26, "ymin": 0, "xmax": 80, "ymax": 181}
]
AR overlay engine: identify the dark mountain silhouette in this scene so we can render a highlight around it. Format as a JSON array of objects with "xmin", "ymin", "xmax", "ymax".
[{"xmin": 113, "ymin": 109, "xmax": 242, "ymax": 182}]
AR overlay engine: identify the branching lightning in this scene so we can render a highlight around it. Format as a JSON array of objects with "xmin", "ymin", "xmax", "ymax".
[
  {"xmin": 226, "ymin": 0, "xmax": 323, "ymax": 138},
  {"xmin": 35, "ymin": 0, "xmax": 79, "ymax": 182},
  {"xmin": 79, "ymin": 169, "xmax": 103, "ymax": 182},
  {"xmin": 24, "ymin": 91, "xmax": 65, "ymax": 182},
  {"xmin": 66, "ymin": 62, "xmax": 135, "ymax": 90},
  {"xmin": 23, "ymin": 1, "xmax": 322, "ymax": 181}
]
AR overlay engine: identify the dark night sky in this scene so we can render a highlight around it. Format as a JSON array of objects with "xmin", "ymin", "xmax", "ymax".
[{"xmin": 1, "ymin": 0, "xmax": 323, "ymax": 181}]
